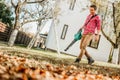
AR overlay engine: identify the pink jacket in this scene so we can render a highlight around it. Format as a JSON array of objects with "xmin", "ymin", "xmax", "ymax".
[{"xmin": 83, "ymin": 14, "xmax": 101, "ymax": 35}]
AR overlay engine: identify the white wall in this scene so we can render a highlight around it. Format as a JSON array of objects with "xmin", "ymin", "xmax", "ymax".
[{"xmin": 46, "ymin": 0, "xmax": 116, "ymax": 62}]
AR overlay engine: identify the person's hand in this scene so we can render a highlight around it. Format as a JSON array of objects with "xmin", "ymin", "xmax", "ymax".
[
  {"xmin": 95, "ymin": 34, "xmax": 99, "ymax": 42},
  {"xmin": 80, "ymin": 28, "xmax": 83, "ymax": 31},
  {"xmin": 77, "ymin": 27, "xmax": 83, "ymax": 33},
  {"xmin": 79, "ymin": 27, "xmax": 84, "ymax": 31}
]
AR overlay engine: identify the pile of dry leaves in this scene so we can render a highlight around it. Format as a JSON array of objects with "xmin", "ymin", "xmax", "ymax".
[{"xmin": 0, "ymin": 51, "xmax": 120, "ymax": 80}]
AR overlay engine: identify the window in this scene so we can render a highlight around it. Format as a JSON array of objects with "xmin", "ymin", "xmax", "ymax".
[
  {"xmin": 61, "ymin": 24, "xmax": 68, "ymax": 39},
  {"xmin": 69, "ymin": 0, "xmax": 76, "ymax": 10}
]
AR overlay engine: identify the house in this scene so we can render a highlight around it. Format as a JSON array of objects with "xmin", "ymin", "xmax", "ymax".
[{"xmin": 45, "ymin": 0, "xmax": 119, "ymax": 63}]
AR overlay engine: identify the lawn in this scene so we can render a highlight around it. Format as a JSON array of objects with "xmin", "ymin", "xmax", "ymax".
[{"xmin": 0, "ymin": 41, "xmax": 120, "ymax": 80}]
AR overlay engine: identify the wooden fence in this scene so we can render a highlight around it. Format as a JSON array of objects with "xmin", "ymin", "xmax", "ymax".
[
  {"xmin": 15, "ymin": 32, "xmax": 32, "ymax": 46},
  {"xmin": 0, "ymin": 27, "xmax": 12, "ymax": 41},
  {"xmin": 0, "ymin": 26, "xmax": 32, "ymax": 46}
]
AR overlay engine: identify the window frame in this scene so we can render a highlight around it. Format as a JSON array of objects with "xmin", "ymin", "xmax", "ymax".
[
  {"xmin": 61, "ymin": 24, "xmax": 69, "ymax": 40},
  {"xmin": 69, "ymin": 0, "xmax": 76, "ymax": 10}
]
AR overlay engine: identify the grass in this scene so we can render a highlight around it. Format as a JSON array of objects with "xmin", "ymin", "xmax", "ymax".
[
  {"xmin": 0, "ymin": 41, "xmax": 120, "ymax": 69},
  {"xmin": 0, "ymin": 41, "xmax": 120, "ymax": 77}
]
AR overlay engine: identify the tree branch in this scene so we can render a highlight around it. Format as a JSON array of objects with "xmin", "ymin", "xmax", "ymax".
[
  {"xmin": 26, "ymin": 0, "xmax": 45, "ymax": 4},
  {"xmin": 115, "ymin": 15, "xmax": 120, "ymax": 28},
  {"xmin": 101, "ymin": 27, "xmax": 116, "ymax": 47},
  {"xmin": 112, "ymin": 3, "xmax": 117, "ymax": 33},
  {"xmin": 22, "ymin": 1, "xmax": 26, "ymax": 5},
  {"xmin": 21, "ymin": 19, "xmax": 39, "ymax": 26},
  {"xmin": 11, "ymin": 0, "xmax": 16, "ymax": 8},
  {"xmin": 21, "ymin": 10, "xmax": 50, "ymax": 27}
]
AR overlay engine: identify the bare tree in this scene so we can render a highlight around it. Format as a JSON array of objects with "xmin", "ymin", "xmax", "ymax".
[
  {"xmin": 27, "ymin": 0, "xmax": 53, "ymax": 49},
  {"xmin": 91, "ymin": 0, "xmax": 120, "ymax": 63},
  {"xmin": 8, "ymin": 0, "xmax": 27, "ymax": 46},
  {"xmin": 102, "ymin": 2, "xmax": 120, "ymax": 63},
  {"xmin": 8, "ymin": 0, "xmax": 45, "ymax": 47}
]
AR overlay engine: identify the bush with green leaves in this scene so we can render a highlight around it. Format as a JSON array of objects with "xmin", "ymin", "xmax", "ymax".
[{"xmin": 0, "ymin": 1, "xmax": 14, "ymax": 27}]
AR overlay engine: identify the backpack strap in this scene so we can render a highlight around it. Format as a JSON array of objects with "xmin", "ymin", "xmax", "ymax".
[{"xmin": 85, "ymin": 14, "xmax": 98, "ymax": 26}]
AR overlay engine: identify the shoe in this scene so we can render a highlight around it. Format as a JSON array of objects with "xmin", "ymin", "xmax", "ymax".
[
  {"xmin": 74, "ymin": 58, "xmax": 81, "ymax": 63},
  {"xmin": 87, "ymin": 57, "xmax": 94, "ymax": 65}
]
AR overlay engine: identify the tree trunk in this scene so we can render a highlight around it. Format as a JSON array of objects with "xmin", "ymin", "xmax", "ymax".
[
  {"xmin": 27, "ymin": 20, "xmax": 46, "ymax": 49},
  {"xmin": 53, "ymin": 20, "xmax": 60, "ymax": 55},
  {"xmin": 8, "ymin": 20, "xmax": 19, "ymax": 47},
  {"xmin": 108, "ymin": 46, "xmax": 114, "ymax": 63},
  {"xmin": 51, "ymin": 0, "xmax": 61, "ymax": 55},
  {"xmin": 8, "ymin": 1, "xmax": 20, "ymax": 47},
  {"xmin": 27, "ymin": 31, "xmax": 39, "ymax": 49},
  {"xmin": 118, "ymin": 45, "xmax": 120, "ymax": 64},
  {"xmin": 8, "ymin": 29, "xmax": 18, "ymax": 46}
]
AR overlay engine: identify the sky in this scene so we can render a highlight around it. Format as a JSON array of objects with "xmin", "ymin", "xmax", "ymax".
[
  {"xmin": 4, "ymin": 0, "xmax": 52, "ymax": 34},
  {"xmin": 22, "ymin": 19, "xmax": 52, "ymax": 34}
]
